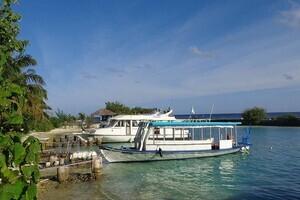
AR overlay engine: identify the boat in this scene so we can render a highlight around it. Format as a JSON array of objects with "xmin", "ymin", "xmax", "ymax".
[
  {"xmin": 100, "ymin": 121, "xmax": 250, "ymax": 163},
  {"xmin": 84, "ymin": 110, "xmax": 188, "ymax": 143}
]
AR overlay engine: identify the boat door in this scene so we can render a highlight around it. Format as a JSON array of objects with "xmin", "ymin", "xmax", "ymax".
[
  {"xmin": 125, "ymin": 120, "xmax": 130, "ymax": 135},
  {"xmin": 131, "ymin": 120, "xmax": 139, "ymax": 136}
]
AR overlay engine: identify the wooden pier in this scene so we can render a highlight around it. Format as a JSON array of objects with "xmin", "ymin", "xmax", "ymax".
[{"xmin": 39, "ymin": 133, "xmax": 103, "ymax": 183}]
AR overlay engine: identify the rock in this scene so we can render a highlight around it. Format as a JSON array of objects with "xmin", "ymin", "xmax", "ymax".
[
  {"xmin": 45, "ymin": 162, "xmax": 51, "ymax": 168},
  {"xmin": 49, "ymin": 155, "xmax": 58, "ymax": 164},
  {"xmin": 54, "ymin": 160, "xmax": 59, "ymax": 166}
]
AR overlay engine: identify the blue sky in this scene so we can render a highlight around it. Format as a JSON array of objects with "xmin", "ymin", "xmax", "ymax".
[{"xmin": 15, "ymin": 0, "xmax": 300, "ymax": 114}]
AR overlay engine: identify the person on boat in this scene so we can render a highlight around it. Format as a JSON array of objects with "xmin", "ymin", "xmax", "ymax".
[{"xmin": 227, "ymin": 134, "xmax": 230, "ymax": 140}]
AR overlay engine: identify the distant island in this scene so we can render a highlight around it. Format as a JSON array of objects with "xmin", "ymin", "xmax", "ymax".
[{"xmin": 176, "ymin": 107, "xmax": 300, "ymax": 127}]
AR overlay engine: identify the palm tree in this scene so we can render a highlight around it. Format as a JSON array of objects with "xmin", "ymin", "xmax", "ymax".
[
  {"xmin": 78, "ymin": 112, "xmax": 86, "ymax": 130},
  {"xmin": 3, "ymin": 54, "xmax": 49, "ymax": 131}
]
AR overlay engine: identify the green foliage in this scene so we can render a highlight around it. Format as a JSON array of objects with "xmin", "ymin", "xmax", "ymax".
[
  {"xmin": 1, "ymin": 0, "xmax": 49, "ymax": 133},
  {"xmin": 131, "ymin": 106, "xmax": 156, "ymax": 114},
  {"xmin": 262, "ymin": 114, "xmax": 300, "ymax": 126},
  {"xmin": 54, "ymin": 109, "xmax": 69, "ymax": 123},
  {"xmin": 78, "ymin": 112, "xmax": 86, "ymax": 121},
  {"xmin": 276, "ymin": 114, "xmax": 298, "ymax": 122},
  {"xmin": 105, "ymin": 101, "xmax": 155, "ymax": 115},
  {"xmin": 105, "ymin": 101, "xmax": 131, "ymax": 114},
  {"xmin": 85, "ymin": 115, "xmax": 93, "ymax": 128},
  {"xmin": 47, "ymin": 109, "xmax": 77, "ymax": 128},
  {"xmin": 0, "ymin": 135, "xmax": 41, "ymax": 200},
  {"xmin": 49, "ymin": 116, "xmax": 61, "ymax": 128},
  {"xmin": 0, "ymin": 180, "xmax": 26, "ymax": 200},
  {"xmin": 25, "ymin": 117, "xmax": 54, "ymax": 132},
  {"xmin": 0, "ymin": 1, "xmax": 44, "ymax": 199},
  {"xmin": 242, "ymin": 107, "xmax": 267, "ymax": 125}
]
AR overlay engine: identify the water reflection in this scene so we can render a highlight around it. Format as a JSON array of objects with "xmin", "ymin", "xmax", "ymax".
[
  {"xmin": 40, "ymin": 127, "xmax": 300, "ymax": 200},
  {"xmin": 219, "ymin": 159, "xmax": 234, "ymax": 175},
  {"xmin": 98, "ymin": 157, "xmax": 240, "ymax": 199}
]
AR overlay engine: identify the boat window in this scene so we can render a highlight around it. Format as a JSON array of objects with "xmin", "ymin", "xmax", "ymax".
[
  {"xmin": 115, "ymin": 120, "xmax": 125, "ymax": 127},
  {"xmin": 132, "ymin": 120, "xmax": 138, "ymax": 127},
  {"xmin": 154, "ymin": 128, "xmax": 160, "ymax": 135},
  {"xmin": 107, "ymin": 120, "xmax": 117, "ymax": 127}
]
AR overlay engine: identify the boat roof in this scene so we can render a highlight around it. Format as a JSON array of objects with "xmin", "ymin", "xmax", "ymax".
[
  {"xmin": 111, "ymin": 115, "xmax": 176, "ymax": 120},
  {"xmin": 149, "ymin": 121, "xmax": 241, "ymax": 127},
  {"xmin": 110, "ymin": 110, "xmax": 176, "ymax": 121}
]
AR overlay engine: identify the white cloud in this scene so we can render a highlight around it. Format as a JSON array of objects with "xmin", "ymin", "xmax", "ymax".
[
  {"xmin": 38, "ymin": 2, "xmax": 300, "ymax": 114},
  {"xmin": 280, "ymin": 2, "xmax": 300, "ymax": 28}
]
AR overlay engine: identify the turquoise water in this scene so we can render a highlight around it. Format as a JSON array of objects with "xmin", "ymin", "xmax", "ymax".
[{"xmin": 42, "ymin": 127, "xmax": 300, "ymax": 200}]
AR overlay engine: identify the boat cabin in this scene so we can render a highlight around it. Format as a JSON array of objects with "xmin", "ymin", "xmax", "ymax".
[{"xmin": 134, "ymin": 121, "xmax": 241, "ymax": 151}]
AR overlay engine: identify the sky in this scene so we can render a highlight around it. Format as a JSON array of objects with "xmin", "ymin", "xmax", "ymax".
[{"xmin": 13, "ymin": 0, "xmax": 300, "ymax": 114}]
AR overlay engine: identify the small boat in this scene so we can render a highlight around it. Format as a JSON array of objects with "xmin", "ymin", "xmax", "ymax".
[{"xmin": 101, "ymin": 121, "xmax": 250, "ymax": 163}]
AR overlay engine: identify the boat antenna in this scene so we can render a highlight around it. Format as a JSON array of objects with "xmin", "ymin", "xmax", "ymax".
[
  {"xmin": 209, "ymin": 104, "xmax": 214, "ymax": 122},
  {"xmin": 191, "ymin": 106, "xmax": 195, "ymax": 114},
  {"xmin": 190, "ymin": 106, "xmax": 195, "ymax": 119}
]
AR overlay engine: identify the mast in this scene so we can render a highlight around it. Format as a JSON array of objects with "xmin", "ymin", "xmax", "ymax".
[
  {"xmin": 190, "ymin": 106, "xmax": 195, "ymax": 119},
  {"xmin": 209, "ymin": 104, "xmax": 214, "ymax": 122}
]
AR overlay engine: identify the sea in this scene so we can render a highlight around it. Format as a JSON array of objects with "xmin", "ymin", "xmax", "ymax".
[
  {"xmin": 41, "ymin": 127, "xmax": 300, "ymax": 200},
  {"xmin": 175, "ymin": 112, "xmax": 300, "ymax": 120}
]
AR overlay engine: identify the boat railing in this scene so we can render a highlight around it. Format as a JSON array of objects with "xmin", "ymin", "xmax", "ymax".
[{"xmin": 137, "ymin": 121, "xmax": 241, "ymax": 150}]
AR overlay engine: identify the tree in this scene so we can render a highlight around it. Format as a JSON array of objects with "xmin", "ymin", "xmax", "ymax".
[
  {"xmin": 105, "ymin": 101, "xmax": 155, "ymax": 114},
  {"xmin": 85, "ymin": 116, "xmax": 93, "ymax": 128},
  {"xmin": 78, "ymin": 112, "xmax": 86, "ymax": 129},
  {"xmin": 275, "ymin": 114, "xmax": 299, "ymax": 126},
  {"xmin": 131, "ymin": 106, "xmax": 156, "ymax": 114},
  {"xmin": 242, "ymin": 107, "xmax": 267, "ymax": 125},
  {"xmin": 105, "ymin": 101, "xmax": 131, "ymax": 114},
  {"xmin": 0, "ymin": 1, "xmax": 43, "ymax": 199},
  {"xmin": 0, "ymin": 0, "xmax": 49, "ymax": 133},
  {"xmin": 78, "ymin": 112, "xmax": 86, "ymax": 121}
]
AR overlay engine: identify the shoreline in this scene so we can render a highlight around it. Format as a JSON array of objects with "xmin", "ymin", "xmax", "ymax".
[{"xmin": 25, "ymin": 127, "xmax": 83, "ymax": 141}]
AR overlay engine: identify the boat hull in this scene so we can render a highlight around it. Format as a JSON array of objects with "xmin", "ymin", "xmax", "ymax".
[
  {"xmin": 100, "ymin": 147, "xmax": 241, "ymax": 163},
  {"xmin": 79, "ymin": 133, "xmax": 134, "ymax": 143},
  {"xmin": 101, "ymin": 135, "xmax": 133, "ymax": 143}
]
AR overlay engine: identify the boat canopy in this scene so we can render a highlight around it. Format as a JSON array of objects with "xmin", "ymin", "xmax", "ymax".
[
  {"xmin": 110, "ymin": 110, "xmax": 175, "ymax": 121},
  {"xmin": 149, "ymin": 121, "xmax": 241, "ymax": 127}
]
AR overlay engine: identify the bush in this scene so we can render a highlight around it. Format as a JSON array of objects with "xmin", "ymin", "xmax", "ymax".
[
  {"xmin": 242, "ymin": 107, "xmax": 267, "ymax": 125},
  {"xmin": 262, "ymin": 114, "xmax": 300, "ymax": 126},
  {"xmin": 105, "ymin": 101, "xmax": 155, "ymax": 114},
  {"xmin": 33, "ymin": 119, "xmax": 54, "ymax": 132}
]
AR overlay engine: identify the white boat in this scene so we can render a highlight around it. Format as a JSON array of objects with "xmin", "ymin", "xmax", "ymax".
[
  {"xmin": 85, "ymin": 110, "xmax": 187, "ymax": 143},
  {"xmin": 101, "ymin": 121, "xmax": 250, "ymax": 163}
]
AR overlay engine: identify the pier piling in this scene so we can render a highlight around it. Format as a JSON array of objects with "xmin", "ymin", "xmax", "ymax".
[
  {"xmin": 57, "ymin": 166, "xmax": 69, "ymax": 183},
  {"xmin": 91, "ymin": 157, "xmax": 102, "ymax": 179},
  {"xmin": 59, "ymin": 158, "xmax": 65, "ymax": 165}
]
